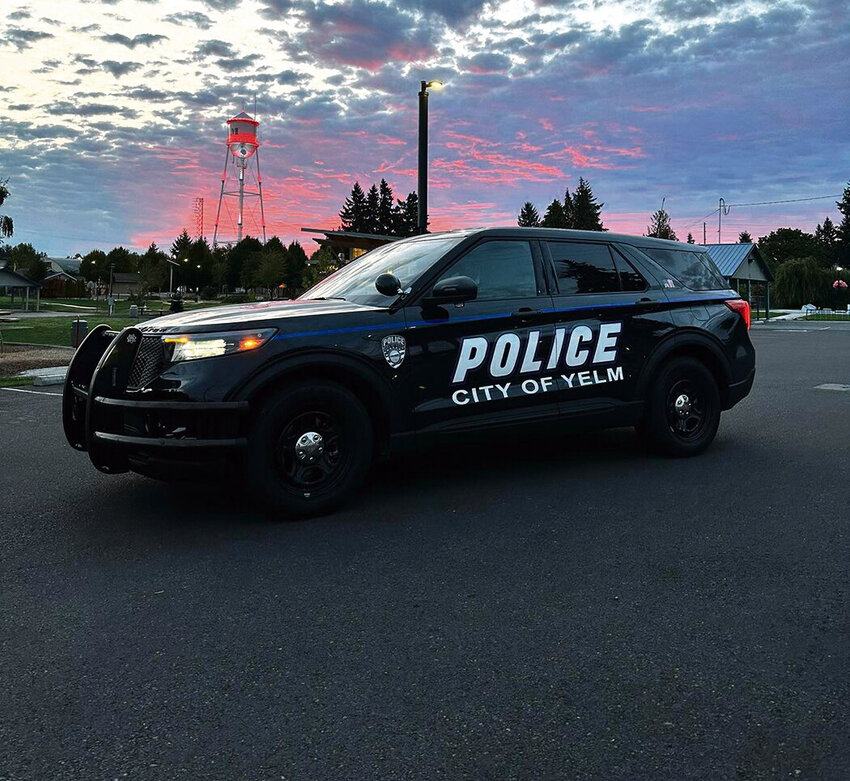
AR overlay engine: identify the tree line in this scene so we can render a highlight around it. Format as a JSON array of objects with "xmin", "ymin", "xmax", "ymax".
[
  {"xmin": 0, "ymin": 230, "xmax": 331, "ymax": 300},
  {"xmin": 338, "ymin": 179, "xmax": 420, "ymax": 236},
  {"xmin": 516, "ymin": 177, "xmax": 605, "ymax": 231}
]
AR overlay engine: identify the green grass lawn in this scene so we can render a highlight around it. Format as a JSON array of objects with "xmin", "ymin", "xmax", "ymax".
[
  {"xmin": 0, "ymin": 295, "xmax": 223, "ymax": 315},
  {"xmin": 0, "ymin": 316, "xmax": 138, "ymax": 346},
  {"xmin": 0, "ymin": 375, "xmax": 35, "ymax": 387},
  {"xmin": 801, "ymin": 314, "xmax": 850, "ymax": 321}
]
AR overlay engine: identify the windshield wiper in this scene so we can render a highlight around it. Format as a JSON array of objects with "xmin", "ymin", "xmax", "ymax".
[{"xmin": 310, "ymin": 296, "xmax": 347, "ymax": 301}]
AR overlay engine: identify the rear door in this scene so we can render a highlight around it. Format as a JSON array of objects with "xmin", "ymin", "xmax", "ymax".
[
  {"xmin": 542, "ymin": 239, "xmax": 672, "ymax": 418},
  {"xmin": 399, "ymin": 238, "xmax": 556, "ymax": 434}
]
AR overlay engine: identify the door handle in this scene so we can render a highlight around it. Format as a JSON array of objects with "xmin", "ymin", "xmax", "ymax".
[{"xmin": 512, "ymin": 307, "xmax": 540, "ymax": 324}]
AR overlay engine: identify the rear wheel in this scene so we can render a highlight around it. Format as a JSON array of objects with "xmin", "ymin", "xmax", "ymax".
[
  {"xmin": 246, "ymin": 381, "xmax": 373, "ymax": 518},
  {"xmin": 637, "ymin": 357, "xmax": 721, "ymax": 457}
]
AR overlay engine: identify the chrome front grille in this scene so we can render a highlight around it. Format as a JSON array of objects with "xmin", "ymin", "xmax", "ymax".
[{"xmin": 127, "ymin": 335, "xmax": 165, "ymax": 390}]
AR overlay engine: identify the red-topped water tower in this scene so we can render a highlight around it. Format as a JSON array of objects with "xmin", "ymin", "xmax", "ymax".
[{"xmin": 213, "ymin": 110, "xmax": 267, "ymax": 246}]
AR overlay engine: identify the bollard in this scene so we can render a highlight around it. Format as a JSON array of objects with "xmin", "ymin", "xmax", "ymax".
[{"xmin": 71, "ymin": 319, "xmax": 88, "ymax": 348}]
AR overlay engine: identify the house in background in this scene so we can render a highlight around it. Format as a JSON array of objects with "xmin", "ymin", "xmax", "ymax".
[
  {"xmin": 700, "ymin": 243, "xmax": 774, "ymax": 313},
  {"xmin": 43, "ymin": 257, "xmax": 85, "ymax": 298},
  {"xmin": 110, "ymin": 272, "xmax": 141, "ymax": 298}
]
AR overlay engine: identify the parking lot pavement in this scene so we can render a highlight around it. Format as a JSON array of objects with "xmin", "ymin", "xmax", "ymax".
[{"xmin": 2, "ymin": 328, "xmax": 850, "ymax": 780}]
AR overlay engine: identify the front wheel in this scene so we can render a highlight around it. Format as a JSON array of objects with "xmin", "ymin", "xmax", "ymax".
[
  {"xmin": 637, "ymin": 357, "xmax": 721, "ymax": 457},
  {"xmin": 245, "ymin": 381, "xmax": 374, "ymax": 518}
]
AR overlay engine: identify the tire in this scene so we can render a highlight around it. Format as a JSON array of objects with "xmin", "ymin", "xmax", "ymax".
[
  {"xmin": 637, "ymin": 357, "xmax": 721, "ymax": 457},
  {"xmin": 245, "ymin": 381, "xmax": 374, "ymax": 518}
]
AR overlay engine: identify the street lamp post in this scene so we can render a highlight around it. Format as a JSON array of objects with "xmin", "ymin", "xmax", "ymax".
[{"xmin": 417, "ymin": 79, "xmax": 443, "ymax": 235}]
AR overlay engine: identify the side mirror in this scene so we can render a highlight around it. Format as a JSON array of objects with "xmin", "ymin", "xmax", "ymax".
[
  {"xmin": 375, "ymin": 272, "xmax": 402, "ymax": 297},
  {"xmin": 426, "ymin": 275, "xmax": 478, "ymax": 305}
]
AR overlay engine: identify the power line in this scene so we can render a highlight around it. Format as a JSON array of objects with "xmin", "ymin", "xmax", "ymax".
[
  {"xmin": 680, "ymin": 192, "xmax": 842, "ymax": 232},
  {"xmin": 725, "ymin": 194, "xmax": 841, "ymax": 208}
]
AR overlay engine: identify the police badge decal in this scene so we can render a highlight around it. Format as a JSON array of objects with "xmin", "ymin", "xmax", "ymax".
[{"xmin": 381, "ymin": 335, "xmax": 406, "ymax": 368}]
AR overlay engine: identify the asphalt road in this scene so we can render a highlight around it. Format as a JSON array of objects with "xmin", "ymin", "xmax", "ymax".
[{"xmin": 2, "ymin": 324, "xmax": 850, "ymax": 780}]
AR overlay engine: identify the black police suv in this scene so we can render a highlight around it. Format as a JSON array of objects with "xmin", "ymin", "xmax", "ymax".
[{"xmin": 63, "ymin": 228, "xmax": 755, "ymax": 516}]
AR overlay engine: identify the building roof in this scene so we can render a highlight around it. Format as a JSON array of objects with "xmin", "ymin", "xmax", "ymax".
[
  {"xmin": 0, "ymin": 267, "xmax": 42, "ymax": 288},
  {"xmin": 112, "ymin": 272, "xmax": 140, "ymax": 284},
  {"xmin": 47, "ymin": 257, "xmax": 82, "ymax": 275},
  {"xmin": 228, "ymin": 111, "xmax": 259, "ymax": 125},
  {"xmin": 700, "ymin": 243, "xmax": 774, "ymax": 282}
]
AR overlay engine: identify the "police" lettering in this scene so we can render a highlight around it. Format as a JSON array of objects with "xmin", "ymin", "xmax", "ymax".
[{"xmin": 452, "ymin": 323, "xmax": 622, "ymax": 384}]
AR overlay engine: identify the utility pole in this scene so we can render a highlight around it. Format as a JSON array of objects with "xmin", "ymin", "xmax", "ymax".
[
  {"xmin": 703, "ymin": 222, "xmax": 707, "ymax": 244},
  {"xmin": 718, "ymin": 197, "xmax": 730, "ymax": 242}
]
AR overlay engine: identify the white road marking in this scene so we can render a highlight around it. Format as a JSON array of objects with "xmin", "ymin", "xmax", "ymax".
[
  {"xmin": 0, "ymin": 386, "xmax": 62, "ymax": 397},
  {"xmin": 815, "ymin": 384, "xmax": 850, "ymax": 392}
]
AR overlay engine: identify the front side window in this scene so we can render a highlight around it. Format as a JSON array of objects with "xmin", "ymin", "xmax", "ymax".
[
  {"xmin": 439, "ymin": 240, "xmax": 538, "ymax": 300},
  {"xmin": 548, "ymin": 241, "xmax": 620, "ymax": 295},
  {"xmin": 301, "ymin": 235, "xmax": 463, "ymax": 306},
  {"xmin": 612, "ymin": 249, "xmax": 648, "ymax": 291}
]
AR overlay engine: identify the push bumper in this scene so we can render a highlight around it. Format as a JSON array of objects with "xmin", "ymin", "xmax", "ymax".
[{"xmin": 63, "ymin": 325, "xmax": 249, "ymax": 476}]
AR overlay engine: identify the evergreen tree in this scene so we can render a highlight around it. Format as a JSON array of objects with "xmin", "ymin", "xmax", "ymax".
[
  {"xmin": 835, "ymin": 183, "xmax": 850, "ymax": 265},
  {"xmin": 686, "ymin": 233, "xmax": 695, "ymax": 244},
  {"xmin": 646, "ymin": 209, "xmax": 678, "ymax": 240},
  {"xmin": 339, "ymin": 182, "xmax": 369, "ymax": 233},
  {"xmin": 230, "ymin": 236, "xmax": 263, "ymax": 290},
  {"xmin": 738, "ymin": 230, "xmax": 753, "ymax": 243},
  {"xmin": 517, "ymin": 202, "xmax": 540, "ymax": 227},
  {"xmin": 378, "ymin": 179, "xmax": 395, "ymax": 235},
  {"xmin": 815, "ymin": 216, "xmax": 839, "ymax": 266},
  {"xmin": 0, "ymin": 178, "xmax": 13, "ymax": 239},
  {"xmin": 186, "ymin": 237, "xmax": 214, "ymax": 290},
  {"xmin": 541, "ymin": 198, "xmax": 567, "ymax": 228},
  {"xmin": 286, "ymin": 240, "xmax": 308, "ymax": 292},
  {"xmin": 571, "ymin": 177, "xmax": 604, "ymax": 231},
  {"xmin": 138, "ymin": 242, "xmax": 168, "ymax": 294},
  {"xmin": 563, "ymin": 188, "xmax": 575, "ymax": 228},
  {"xmin": 365, "ymin": 184, "xmax": 380, "ymax": 234},
  {"xmin": 393, "ymin": 192, "xmax": 419, "ymax": 237},
  {"xmin": 170, "ymin": 229, "xmax": 192, "ymax": 261}
]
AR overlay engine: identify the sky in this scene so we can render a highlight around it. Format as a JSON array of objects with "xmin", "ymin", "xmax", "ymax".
[{"xmin": 1, "ymin": 0, "xmax": 848, "ymax": 257}]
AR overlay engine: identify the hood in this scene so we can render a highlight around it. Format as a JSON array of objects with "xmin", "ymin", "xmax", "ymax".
[{"xmin": 138, "ymin": 298, "xmax": 382, "ymax": 332}]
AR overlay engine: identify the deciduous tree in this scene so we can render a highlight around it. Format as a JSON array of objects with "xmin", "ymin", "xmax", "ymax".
[{"xmin": 0, "ymin": 178, "xmax": 13, "ymax": 239}]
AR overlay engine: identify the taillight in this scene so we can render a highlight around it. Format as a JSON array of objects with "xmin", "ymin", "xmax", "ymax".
[{"xmin": 725, "ymin": 298, "xmax": 751, "ymax": 329}]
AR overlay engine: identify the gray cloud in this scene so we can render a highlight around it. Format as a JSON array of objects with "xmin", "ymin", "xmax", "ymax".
[
  {"xmin": 101, "ymin": 60, "xmax": 144, "ymax": 78},
  {"xmin": 195, "ymin": 39, "xmax": 236, "ymax": 58},
  {"xmin": 101, "ymin": 32, "xmax": 168, "ymax": 48},
  {"xmin": 2, "ymin": 26, "xmax": 55, "ymax": 51},
  {"xmin": 458, "ymin": 52, "xmax": 512, "ymax": 74},
  {"xmin": 163, "ymin": 11, "xmax": 214, "ymax": 29}
]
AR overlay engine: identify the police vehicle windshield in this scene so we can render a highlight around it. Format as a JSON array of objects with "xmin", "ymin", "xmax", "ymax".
[{"xmin": 301, "ymin": 235, "xmax": 464, "ymax": 306}]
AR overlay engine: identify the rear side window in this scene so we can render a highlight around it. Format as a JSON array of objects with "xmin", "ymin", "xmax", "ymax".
[
  {"xmin": 640, "ymin": 247, "xmax": 727, "ymax": 290},
  {"xmin": 547, "ymin": 241, "xmax": 620, "ymax": 295}
]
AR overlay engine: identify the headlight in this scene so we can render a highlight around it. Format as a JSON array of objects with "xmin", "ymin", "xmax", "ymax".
[{"xmin": 162, "ymin": 328, "xmax": 276, "ymax": 363}]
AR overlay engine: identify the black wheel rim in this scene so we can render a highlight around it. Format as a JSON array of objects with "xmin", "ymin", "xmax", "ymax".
[
  {"xmin": 276, "ymin": 410, "xmax": 344, "ymax": 491},
  {"xmin": 665, "ymin": 378, "xmax": 707, "ymax": 440}
]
